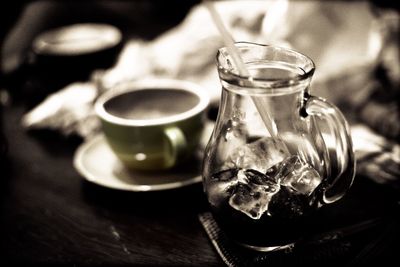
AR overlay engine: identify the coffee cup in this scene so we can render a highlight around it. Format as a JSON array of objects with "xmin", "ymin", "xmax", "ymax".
[{"xmin": 95, "ymin": 79, "xmax": 210, "ymax": 171}]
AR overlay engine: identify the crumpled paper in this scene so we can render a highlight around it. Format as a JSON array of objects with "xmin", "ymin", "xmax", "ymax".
[{"xmin": 21, "ymin": 82, "xmax": 100, "ymax": 137}]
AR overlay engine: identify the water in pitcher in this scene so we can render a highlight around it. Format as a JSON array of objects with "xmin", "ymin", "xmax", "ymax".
[{"xmin": 203, "ymin": 43, "xmax": 355, "ymax": 250}]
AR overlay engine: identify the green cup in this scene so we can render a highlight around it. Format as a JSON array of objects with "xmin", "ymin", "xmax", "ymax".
[{"xmin": 95, "ymin": 79, "xmax": 210, "ymax": 171}]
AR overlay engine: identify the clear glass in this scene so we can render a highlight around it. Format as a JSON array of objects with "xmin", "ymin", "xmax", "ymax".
[{"xmin": 202, "ymin": 42, "xmax": 355, "ymax": 251}]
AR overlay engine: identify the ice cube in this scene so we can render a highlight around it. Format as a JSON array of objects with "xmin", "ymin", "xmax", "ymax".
[
  {"xmin": 211, "ymin": 168, "xmax": 239, "ymax": 183},
  {"xmin": 278, "ymin": 155, "xmax": 322, "ymax": 196},
  {"xmin": 229, "ymin": 169, "xmax": 280, "ymax": 219},
  {"xmin": 207, "ymin": 169, "xmax": 240, "ymax": 207},
  {"xmin": 224, "ymin": 137, "xmax": 289, "ymax": 173}
]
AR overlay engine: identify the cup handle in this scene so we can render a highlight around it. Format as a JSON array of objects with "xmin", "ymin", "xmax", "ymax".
[
  {"xmin": 305, "ymin": 95, "xmax": 356, "ymax": 205},
  {"xmin": 163, "ymin": 126, "xmax": 187, "ymax": 168}
]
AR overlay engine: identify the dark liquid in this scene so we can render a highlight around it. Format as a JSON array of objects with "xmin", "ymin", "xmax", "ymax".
[
  {"xmin": 210, "ymin": 203, "xmax": 310, "ymax": 248},
  {"xmin": 104, "ymin": 88, "xmax": 199, "ymax": 120},
  {"xmin": 205, "ymin": 166, "xmax": 325, "ymax": 249}
]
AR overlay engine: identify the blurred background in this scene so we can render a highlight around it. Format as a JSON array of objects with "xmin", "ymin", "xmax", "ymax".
[
  {"xmin": 0, "ymin": 0, "xmax": 399, "ymax": 154},
  {"xmin": 0, "ymin": 0, "xmax": 199, "ymax": 103}
]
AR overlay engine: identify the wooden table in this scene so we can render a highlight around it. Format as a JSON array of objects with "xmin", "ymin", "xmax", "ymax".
[{"xmin": 0, "ymin": 105, "xmax": 224, "ymax": 266}]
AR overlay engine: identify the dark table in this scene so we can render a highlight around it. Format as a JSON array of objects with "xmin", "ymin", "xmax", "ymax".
[
  {"xmin": 0, "ymin": 104, "xmax": 223, "ymax": 266},
  {"xmin": 1, "ymin": 99, "xmax": 400, "ymax": 266}
]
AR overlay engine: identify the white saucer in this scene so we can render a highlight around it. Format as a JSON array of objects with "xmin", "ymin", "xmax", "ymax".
[{"xmin": 73, "ymin": 135, "xmax": 203, "ymax": 191}]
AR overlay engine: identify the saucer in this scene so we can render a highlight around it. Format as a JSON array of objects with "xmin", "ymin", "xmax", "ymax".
[{"xmin": 73, "ymin": 135, "xmax": 203, "ymax": 191}]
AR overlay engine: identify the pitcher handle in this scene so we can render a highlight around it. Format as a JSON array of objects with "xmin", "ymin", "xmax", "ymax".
[{"xmin": 305, "ymin": 95, "xmax": 356, "ymax": 204}]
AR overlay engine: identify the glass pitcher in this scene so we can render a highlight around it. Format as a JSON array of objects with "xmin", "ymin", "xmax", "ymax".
[{"xmin": 202, "ymin": 42, "xmax": 355, "ymax": 251}]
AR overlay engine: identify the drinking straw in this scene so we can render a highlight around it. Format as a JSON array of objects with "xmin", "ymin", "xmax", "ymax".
[{"xmin": 203, "ymin": 1, "xmax": 282, "ymax": 143}]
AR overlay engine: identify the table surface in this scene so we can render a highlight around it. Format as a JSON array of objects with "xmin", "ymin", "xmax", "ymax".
[
  {"xmin": 1, "ymin": 100, "xmax": 400, "ymax": 266},
  {"xmin": 0, "ymin": 104, "xmax": 223, "ymax": 266}
]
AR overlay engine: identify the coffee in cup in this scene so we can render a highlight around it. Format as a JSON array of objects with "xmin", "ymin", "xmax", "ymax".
[{"xmin": 95, "ymin": 79, "xmax": 210, "ymax": 171}]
